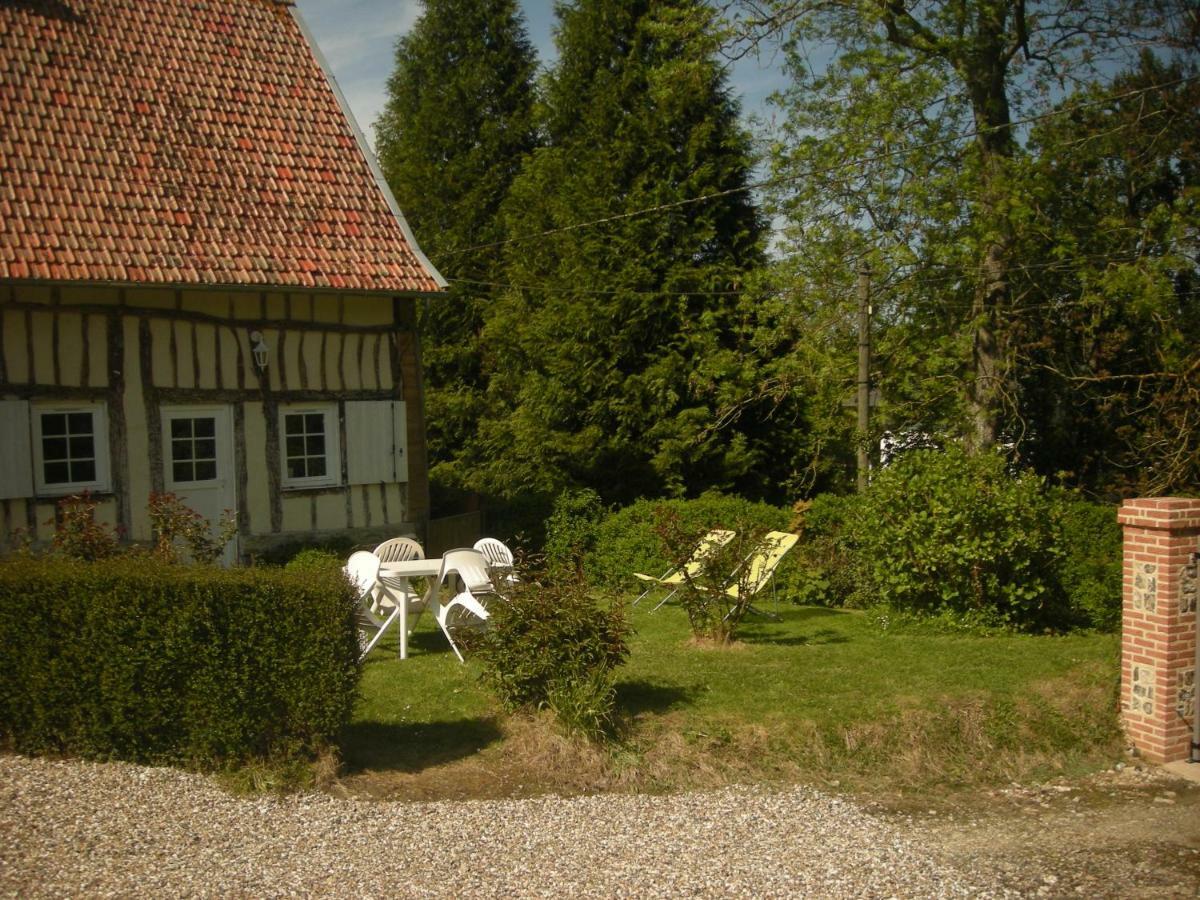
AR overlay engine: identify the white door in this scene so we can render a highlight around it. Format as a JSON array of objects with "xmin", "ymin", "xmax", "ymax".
[{"xmin": 161, "ymin": 405, "xmax": 238, "ymax": 565}]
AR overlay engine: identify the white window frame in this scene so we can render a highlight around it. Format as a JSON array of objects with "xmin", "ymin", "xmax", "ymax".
[
  {"xmin": 31, "ymin": 402, "xmax": 112, "ymax": 497},
  {"xmin": 279, "ymin": 403, "xmax": 341, "ymax": 490}
]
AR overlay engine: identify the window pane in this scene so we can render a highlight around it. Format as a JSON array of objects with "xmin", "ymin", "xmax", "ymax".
[
  {"xmin": 309, "ymin": 457, "xmax": 326, "ymax": 477},
  {"xmin": 44, "ymin": 461, "xmax": 70, "ymax": 484},
  {"xmin": 41, "ymin": 414, "xmax": 67, "ymax": 436},
  {"xmin": 285, "ymin": 436, "xmax": 305, "ymax": 457},
  {"xmin": 71, "ymin": 459, "xmax": 96, "ymax": 482},
  {"xmin": 306, "ymin": 434, "xmax": 325, "ymax": 456},
  {"xmin": 171, "ymin": 419, "xmax": 191, "ymax": 439},
  {"xmin": 194, "ymin": 460, "xmax": 217, "ymax": 481},
  {"xmin": 193, "ymin": 418, "xmax": 215, "ymax": 438},
  {"xmin": 305, "ymin": 413, "xmax": 324, "ymax": 432},
  {"xmin": 67, "ymin": 412, "xmax": 92, "ymax": 433},
  {"xmin": 284, "ymin": 414, "xmax": 305, "ymax": 436},
  {"xmin": 194, "ymin": 439, "xmax": 216, "ymax": 461},
  {"xmin": 173, "ymin": 461, "xmax": 193, "ymax": 483},
  {"xmin": 43, "ymin": 437, "xmax": 68, "ymax": 461},
  {"xmin": 288, "ymin": 458, "xmax": 308, "ymax": 479},
  {"xmin": 173, "ymin": 438, "xmax": 194, "ymax": 461},
  {"xmin": 69, "ymin": 436, "xmax": 94, "ymax": 459}
]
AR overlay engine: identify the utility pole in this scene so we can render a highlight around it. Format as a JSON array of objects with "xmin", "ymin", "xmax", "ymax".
[{"xmin": 856, "ymin": 262, "xmax": 871, "ymax": 493}]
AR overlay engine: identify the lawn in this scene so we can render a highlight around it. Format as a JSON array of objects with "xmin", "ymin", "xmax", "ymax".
[{"xmin": 339, "ymin": 598, "xmax": 1123, "ymax": 802}]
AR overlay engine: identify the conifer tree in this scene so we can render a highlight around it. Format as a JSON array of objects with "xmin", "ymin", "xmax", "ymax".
[
  {"xmin": 468, "ymin": 0, "xmax": 765, "ymax": 504},
  {"xmin": 375, "ymin": 0, "xmax": 539, "ymax": 493}
]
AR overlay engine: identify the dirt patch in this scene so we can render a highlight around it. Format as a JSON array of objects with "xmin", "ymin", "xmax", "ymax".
[{"xmin": 874, "ymin": 763, "xmax": 1200, "ymax": 898}]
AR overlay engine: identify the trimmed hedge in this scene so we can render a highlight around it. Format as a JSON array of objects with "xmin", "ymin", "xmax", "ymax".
[{"xmin": 0, "ymin": 557, "xmax": 360, "ymax": 766}]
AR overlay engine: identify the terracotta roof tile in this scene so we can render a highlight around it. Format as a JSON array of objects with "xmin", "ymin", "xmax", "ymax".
[{"xmin": 0, "ymin": 0, "xmax": 441, "ymax": 293}]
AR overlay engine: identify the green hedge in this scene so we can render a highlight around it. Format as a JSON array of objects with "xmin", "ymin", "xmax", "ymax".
[
  {"xmin": 582, "ymin": 493, "xmax": 791, "ymax": 589},
  {"xmin": 0, "ymin": 557, "xmax": 360, "ymax": 766},
  {"xmin": 1054, "ymin": 495, "xmax": 1122, "ymax": 631}
]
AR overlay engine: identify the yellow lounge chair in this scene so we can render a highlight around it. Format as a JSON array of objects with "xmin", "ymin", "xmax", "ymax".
[{"xmin": 633, "ymin": 528, "xmax": 736, "ymax": 608}]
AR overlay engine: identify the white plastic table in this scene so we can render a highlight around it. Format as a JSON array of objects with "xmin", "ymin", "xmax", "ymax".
[{"xmin": 377, "ymin": 558, "xmax": 442, "ymax": 659}]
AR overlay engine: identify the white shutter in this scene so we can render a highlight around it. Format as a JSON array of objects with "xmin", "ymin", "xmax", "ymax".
[
  {"xmin": 345, "ymin": 400, "xmax": 408, "ymax": 484},
  {"xmin": 0, "ymin": 400, "xmax": 34, "ymax": 500},
  {"xmin": 391, "ymin": 400, "xmax": 408, "ymax": 484}
]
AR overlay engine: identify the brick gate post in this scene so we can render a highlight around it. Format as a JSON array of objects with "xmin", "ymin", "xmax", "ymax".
[{"xmin": 1117, "ymin": 498, "xmax": 1200, "ymax": 764}]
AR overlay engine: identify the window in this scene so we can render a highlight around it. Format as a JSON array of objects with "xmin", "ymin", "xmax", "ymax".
[
  {"xmin": 169, "ymin": 416, "xmax": 218, "ymax": 484},
  {"xmin": 32, "ymin": 403, "xmax": 111, "ymax": 496},
  {"xmin": 279, "ymin": 404, "xmax": 340, "ymax": 489}
]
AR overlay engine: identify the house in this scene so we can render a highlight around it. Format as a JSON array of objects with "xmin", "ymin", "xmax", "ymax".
[{"xmin": 0, "ymin": 0, "xmax": 446, "ymax": 562}]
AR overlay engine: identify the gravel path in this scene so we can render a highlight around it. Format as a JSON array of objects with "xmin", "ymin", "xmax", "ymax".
[{"xmin": 0, "ymin": 754, "xmax": 1007, "ymax": 898}]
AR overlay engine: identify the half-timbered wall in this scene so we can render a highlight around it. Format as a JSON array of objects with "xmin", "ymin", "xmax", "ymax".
[{"xmin": 0, "ymin": 282, "xmax": 428, "ymax": 556}]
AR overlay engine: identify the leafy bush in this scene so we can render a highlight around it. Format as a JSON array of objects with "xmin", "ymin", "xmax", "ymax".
[
  {"xmin": 148, "ymin": 492, "xmax": 237, "ymax": 564},
  {"xmin": 650, "ymin": 506, "xmax": 791, "ymax": 644},
  {"xmin": 475, "ymin": 573, "xmax": 629, "ymax": 740},
  {"xmin": 586, "ymin": 492, "xmax": 789, "ymax": 589},
  {"xmin": 543, "ymin": 488, "xmax": 606, "ymax": 578},
  {"xmin": 0, "ymin": 557, "xmax": 360, "ymax": 767},
  {"xmin": 789, "ymin": 493, "xmax": 867, "ymax": 607},
  {"xmin": 284, "ymin": 548, "xmax": 345, "ymax": 578},
  {"xmin": 855, "ymin": 447, "xmax": 1068, "ymax": 630},
  {"xmin": 47, "ymin": 492, "xmax": 121, "ymax": 561},
  {"xmin": 1053, "ymin": 495, "xmax": 1122, "ymax": 630}
]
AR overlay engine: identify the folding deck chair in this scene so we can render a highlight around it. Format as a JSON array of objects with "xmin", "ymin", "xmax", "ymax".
[
  {"xmin": 632, "ymin": 529, "xmax": 736, "ymax": 608},
  {"xmin": 719, "ymin": 530, "xmax": 800, "ymax": 620}
]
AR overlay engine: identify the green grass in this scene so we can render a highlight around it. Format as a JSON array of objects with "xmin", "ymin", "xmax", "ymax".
[{"xmin": 338, "ymin": 600, "xmax": 1123, "ymax": 800}]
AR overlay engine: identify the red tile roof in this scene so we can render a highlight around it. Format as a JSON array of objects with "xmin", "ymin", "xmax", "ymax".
[{"xmin": 0, "ymin": 0, "xmax": 443, "ymax": 293}]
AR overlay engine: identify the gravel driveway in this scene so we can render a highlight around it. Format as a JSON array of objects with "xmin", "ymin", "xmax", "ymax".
[{"xmin": 0, "ymin": 754, "xmax": 1007, "ymax": 898}]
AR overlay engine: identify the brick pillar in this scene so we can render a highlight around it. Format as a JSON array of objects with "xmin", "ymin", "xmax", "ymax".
[{"xmin": 1118, "ymin": 498, "xmax": 1200, "ymax": 764}]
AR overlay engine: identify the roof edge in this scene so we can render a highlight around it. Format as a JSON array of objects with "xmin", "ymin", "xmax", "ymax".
[
  {"xmin": 0, "ymin": 277, "xmax": 444, "ymax": 299},
  {"xmin": 287, "ymin": 5, "xmax": 448, "ymax": 291}
]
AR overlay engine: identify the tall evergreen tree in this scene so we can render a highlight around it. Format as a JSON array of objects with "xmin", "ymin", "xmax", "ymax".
[
  {"xmin": 464, "ymin": 0, "xmax": 766, "ymax": 505},
  {"xmin": 375, "ymin": 0, "xmax": 539, "ymax": 493}
]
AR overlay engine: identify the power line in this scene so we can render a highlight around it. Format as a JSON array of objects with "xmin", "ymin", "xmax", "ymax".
[{"xmin": 437, "ymin": 73, "xmax": 1199, "ymax": 259}]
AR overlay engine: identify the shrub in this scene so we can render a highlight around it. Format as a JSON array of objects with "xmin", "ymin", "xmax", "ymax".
[
  {"xmin": 1053, "ymin": 495, "xmax": 1122, "ymax": 630},
  {"xmin": 586, "ymin": 492, "xmax": 789, "ymax": 589},
  {"xmin": 475, "ymin": 573, "xmax": 629, "ymax": 740},
  {"xmin": 789, "ymin": 492, "xmax": 867, "ymax": 607},
  {"xmin": 650, "ymin": 506, "xmax": 788, "ymax": 644},
  {"xmin": 543, "ymin": 488, "xmax": 606, "ymax": 578},
  {"xmin": 855, "ymin": 447, "xmax": 1068, "ymax": 630},
  {"xmin": 48, "ymin": 492, "xmax": 121, "ymax": 561},
  {"xmin": 148, "ymin": 492, "xmax": 237, "ymax": 564},
  {"xmin": 284, "ymin": 548, "xmax": 345, "ymax": 578},
  {"xmin": 0, "ymin": 556, "xmax": 360, "ymax": 767}
]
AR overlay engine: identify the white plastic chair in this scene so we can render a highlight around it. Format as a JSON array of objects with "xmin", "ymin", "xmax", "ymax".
[
  {"xmin": 473, "ymin": 537, "xmax": 518, "ymax": 589},
  {"xmin": 344, "ymin": 551, "xmax": 389, "ymax": 660},
  {"xmin": 345, "ymin": 550, "xmax": 427, "ymax": 660},
  {"xmin": 372, "ymin": 536, "xmax": 427, "ymax": 622},
  {"xmin": 373, "ymin": 537, "xmax": 424, "ymax": 564},
  {"xmin": 432, "ymin": 548, "xmax": 496, "ymax": 663}
]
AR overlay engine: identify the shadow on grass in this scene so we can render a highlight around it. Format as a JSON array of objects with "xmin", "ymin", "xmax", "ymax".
[
  {"xmin": 615, "ymin": 679, "xmax": 696, "ymax": 716},
  {"xmin": 746, "ymin": 628, "xmax": 851, "ymax": 647},
  {"xmin": 739, "ymin": 605, "xmax": 854, "ymax": 647},
  {"xmin": 340, "ymin": 717, "xmax": 503, "ymax": 774}
]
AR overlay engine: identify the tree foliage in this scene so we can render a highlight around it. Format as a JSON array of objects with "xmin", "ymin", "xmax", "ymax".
[
  {"xmin": 732, "ymin": 0, "xmax": 1197, "ymax": 496},
  {"xmin": 375, "ymin": 0, "xmax": 540, "ymax": 490},
  {"xmin": 458, "ymin": 0, "xmax": 766, "ymax": 505}
]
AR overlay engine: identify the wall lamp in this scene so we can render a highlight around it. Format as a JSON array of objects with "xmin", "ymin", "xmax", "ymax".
[{"xmin": 249, "ymin": 330, "xmax": 270, "ymax": 371}]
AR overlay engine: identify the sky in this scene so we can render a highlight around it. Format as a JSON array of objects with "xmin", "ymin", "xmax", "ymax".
[{"xmin": 292, "ymin": 0, "xmax": 788, "ymax": 149}]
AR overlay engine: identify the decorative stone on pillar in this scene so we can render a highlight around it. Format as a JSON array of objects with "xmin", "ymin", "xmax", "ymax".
[{"xmin": 1118, "ymin": 498, "xmax": 1200, "ymax": 764}]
